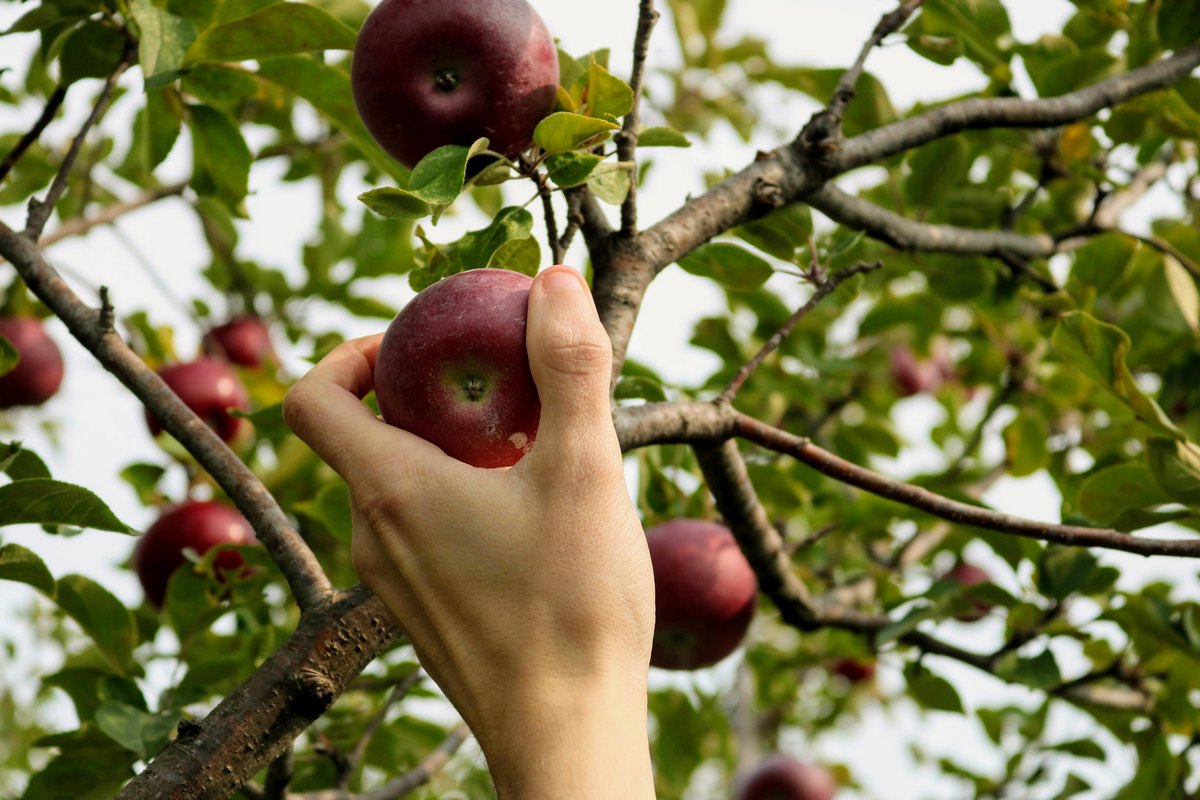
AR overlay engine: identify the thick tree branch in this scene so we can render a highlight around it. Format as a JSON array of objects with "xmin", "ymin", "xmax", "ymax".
[
  {"xmin": 25, "ymin": 39, "xmax": 136, "ymax": 240},
  {"xmin": 835, "ymin": 43, "xmax": 1200, "ymax": 171},
  {"xmin": 0, "ymin": 85, "xmax": 67, "ymax": 183},
  {"xmin": 119, "ymin": 589, "xmax": 401, "ymax": 800},
  {"xmin": 0, "ymin": 222, "xmax": 334, "ymax": 610},
  {"xmin": 617, "ymin": 0, "xmax": 660, "ymax": 237}
]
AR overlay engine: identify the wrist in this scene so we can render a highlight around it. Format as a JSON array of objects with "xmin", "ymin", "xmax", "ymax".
[{"xmin": 477, "ymin": 671, "xmax": 655, "ymax": 799}]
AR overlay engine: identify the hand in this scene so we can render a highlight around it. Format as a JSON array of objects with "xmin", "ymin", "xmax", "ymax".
[{"xmin": 284, "ymin": 266, "xmax": 656, "ymax": 799}]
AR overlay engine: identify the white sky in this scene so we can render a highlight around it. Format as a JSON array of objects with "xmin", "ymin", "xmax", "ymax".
[{"xmin": 2, "ymin": 1, "xmax": 1198, "ymax": 797}]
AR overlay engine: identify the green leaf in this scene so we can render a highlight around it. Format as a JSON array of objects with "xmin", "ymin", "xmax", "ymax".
[
  {"xmin": 1068, "ymin": 232, "xmax": 1137, "ymax": 295},
  {"xmin": 118, "ymin": 463, "xmax": 168, "ymax": 506},
  {"xmin": 55, "ymin": 575, "xmax": 137, "ymax": 673},
  {"xmin": 587, "ymin": 165, "xmax": 631, "ymax": 204},
  {"xmin": 1163, "ymin": 256, "xmax": 1200, "ymax": 335},
  {"xmin": 677, "ymin": 243, "xmax": 773, "ymax": 289},
  {"xmin": 165, "ymin": 562, "xmax": 226, "ymax": 640},
  {"xmin": 458, "ymin": 206, "xmax": 535, "ymax": 269},
  {"xmin": 905, "ymin": 136, "xmax": 971, "ymax": 208},
  {"xmin": 404, "ymin": 139, "xmax": 488, "ymax": 206},
  {"xmin": 129, "ymin": 0, "xmax": 196, "ymax": 87},
  {"xmin": 21, "ymin": 725, "xmax": 135, "ymax": 800},
  {"xmin": 533, "ymin": 112, "xmax": 619, "ymax": 154},
  {"xmin": 1146, "ymin": 438, "xmax": 1200, "ymax": 506},
  {"xmin": 637, "ymin": 126, "xmax": 691, "ymax": 148},
  {"xmin": 585, "ymin": 59, "xmax": 634, "ymax": 120},
  {"xmin": 294, "ymin": 481, "xmax": 352, "ymax": 542},
  {"xmin": 1048, "ymin": 738, "xmax": 1107, "ymax": 760},
  {"xmin": 1051, "ymin": 311, "xmax": 1183, "ymax": 440},
  {"xmin": 0, "ymin": 441, "xmax": 51, "ymax": 480},
  {"xmin": 188, "ymin": 104, "xmax": 250, "ymax": 205},
  {"xmin": 995, "ymin": 649, "xmax": 1062, "ymax": 689},
  {"xmin": 906, "ymin": 665, "xmax": 964, "ymax": 712},
  {"xmin": 0, "ymin": 478, "xmax": 132, "ymax": 533},
  {"xmin": 1077, "ymin": 462, "xmax": 1172, "ymax": 526},
  {"xmin": 615, "ymin": 375, "xmax": 668, "ymax": 403},
  {"xmin": 187, "ymin": 3, "xmax": 356, "ymax": 64},
  {"xmin": 1036, "ymin": 546, "xmax": 1098, "ymax": 601},
  {"xmin": 0, "ymin": 543, "xmax": 55, "ymax": 596},
  {"xmin": 736, "ymin": 203, "xmax": 812, "ymax": 261},
  {"xmin": 257, "ymin": 56, "xmax": 407, "ymax": 183},
  {"xmin": 1159, "ymin": 0, "xmax": 1200, "ymax": 51},
  {"xmin": 59, "ymin": 21, "xmax": 125, "ymax": 86},
  {"xmin": 486, "ymin": 236, "xmax": 541, "ymax": 275},
  {"xmin": 358, "ymin": 187, "xmax": 432, "ymax": 221},
  {"xmin": 94, "ymin": 699, "xmax": 180, "ymax": 758},
  {"xmin": 545, "ymin": 152, "xmax": 604, "ymax": 188},
  {"xmin": 1003, "ymin": 412, "xmax": 1049, "ymax": 477},
  {"xmin": 0, "ymin": 333, "xmax": 17, "ymax": 377}
]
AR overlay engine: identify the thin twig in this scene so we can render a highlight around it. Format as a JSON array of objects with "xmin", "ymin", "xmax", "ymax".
[
  {"xmin": 538, "ymin": 178, "xmax": 563, "ymax": 263},
  {"xmin": 0, "ymin": 85, "xmax": 67, "ymax": 183},
  {"xmin": 720, "ymin": 261, "xmax": 880, "ymax": 401},
  {"xmin": 25, "ymin": 39, "xmax": 136, "ymax": 240},
  {"xmin": 341, "ymin": 669, "xmax": 424, "ymax": 787},
  {"xmin": 1128, "ymin": 231, "xmax": 1200, "ymax": 280},
  {"xmin": 263, "ymin": 747, "xmax": 294, "ymax": 800},
  {"xmin": 37, "ymin": 182, "xmax": 187, "ymax": 248},
  {"xmin": 558, "ymin": 188, "xmax": 585, "ymax": 256},
  {"xmin": 618, "ymin": 0, "xmax": 660, "ymax": 237}
]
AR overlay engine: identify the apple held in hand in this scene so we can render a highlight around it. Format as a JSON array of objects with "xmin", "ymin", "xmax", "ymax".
[
  {"xmin": 134, "ymin": 500, "xmax": 258, "ymax": 607},
  {"xmin": 647, "ymin": 519, "xmax": 758, "ymax": 670},
  {"xmin": 734, "ymin": 754, "xmax": 838, "ymax": 800},
  {"xmin": 374, "ymin": 269, "xmax": 541, "ymax": 468},
  {"xmin": 351, "ymin": 0, "xmax": 559, "ymax": 168},
  {"xmin": 147, "ymin": 358, "xmax": 250, "ymax": 443},
  {"xmin": 0, "ymin": 316, "xmax": 64, "ymax": 409},
  {"xmin": 203, "ymin": 317, "xmax": 276, "ymax": 369}
]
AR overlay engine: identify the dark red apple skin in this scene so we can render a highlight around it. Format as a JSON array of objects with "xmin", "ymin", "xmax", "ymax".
[
  {"xmin": 734, "ymin": 755, "xmax": 838, "ymax": 800},
  {"xmin": 351, "ymin": 0, "xmax": 560, "ymax": 168},
  {"xmin": 889, "ymin": 345, "xmax": 941, "ymax": 397},
  {"xmin": 146, "ymin": 358, "xmax": 250, "ymax": 443},
  {"xmin": 202, "ymin": 317, "xmax": 276, "ymax": 369},
  {"xmin": 0, "ymin": 316, "xmax": 64, "ymax": 409},
  {"xmin": 647, "ymin": 519, "xmax": 758, "ymax": 671},
  {"xmin": 134, "ymin": 500, "xmax": 258, "ymax": 608},
  {"xmin": 944, "ymin": 561, "xmax": 993, "ymax": 622},
  {"xmin": 830, "ymin": 658, "xmax": 876, "ymax": 684},
  {"xmin": 374, "ymin": 269, "xmax": 540, "ymax": 468}
]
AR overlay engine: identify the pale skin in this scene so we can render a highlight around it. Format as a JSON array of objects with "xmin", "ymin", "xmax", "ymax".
[{"xmin": 284, "ymin": 266, "xmax": 657, "ymax": 799}]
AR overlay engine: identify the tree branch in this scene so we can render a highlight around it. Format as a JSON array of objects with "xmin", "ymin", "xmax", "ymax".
[
  {"xmin": 36, "ymin": 182, "xmax": 188, "ymax": 248},
  {"xmin": 0, "ymin": 85, "xmax": 67, "ymax": 183},
  {"xmin": 341, "ymin": 670, "xmax": 424, "ymax": 788},
  {"xmin": 720, "ymin": 261, "xmax": 881, "ymax": 401},
  {"xmin": 617, "ymin": 0, "xmax": 660, "ymax": 237},
  {"xmin": 835, "ymin": 43, "xmax": 1200, "ymax": 171},
  {"xmin": 0, "ymin": 222, "xmax": 334, "ymax": 610},
  {"xmin": 25, "ymin": 39, "xmax": 136, "ymax": 240}
]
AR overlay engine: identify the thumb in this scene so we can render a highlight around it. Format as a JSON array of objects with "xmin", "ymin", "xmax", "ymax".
[{"xmin": 525, "ymin": 266, "xmax": 614, "ymax": 460}]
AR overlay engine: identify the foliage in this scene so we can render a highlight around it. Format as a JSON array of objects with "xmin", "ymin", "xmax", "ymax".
[{"xmin": 1, "ymin": 0, "xmax": 1199, "ymax": 797}]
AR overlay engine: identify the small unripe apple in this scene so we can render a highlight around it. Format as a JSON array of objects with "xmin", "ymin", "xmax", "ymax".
[
  {"xmin": 374, "ymin": 269, "xmax": 540, "ymax": 468},
  {"xmin": 734, "ymin": 754, "xmax": 838, "ymax": 800},
  {"xmin": 0, "ymin": 316, "xmax": 64, "ymax": 409},
  {"xmin": 351, "ymin": 0, "xmax": 559, "ymax": 168},
  {"xmin": 646, "ymin": 519, "xmax": 758, "ymax": 670},
  {"xmin": 944, "ymin": 560, "xmax": 993, "ymax": 621},
  {"xmin": 147, "ymin": 358, "xmax": 250, "ymax": 443},
  {"xmin": 133, "ymin": 500, "xmax": 258, "ymax": 607},
  {"xmin": 202, "ymin": 317, "xmax": 276, "ymax": 369},
  {"xmin": 829, "ymin": 657, "xmax": 875, "ymax": 684}
]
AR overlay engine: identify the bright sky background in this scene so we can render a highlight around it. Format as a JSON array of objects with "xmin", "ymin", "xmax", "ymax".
[{"xmin": 2, "ymin": 1, "xmax": 1198, "ymax": 797}]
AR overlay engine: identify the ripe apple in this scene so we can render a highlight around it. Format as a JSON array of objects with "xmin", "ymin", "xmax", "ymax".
[
  {"xmin": 351, "ymin": 0, "xmax": 559, "ymax": 168},
  {"xmin": 147, "ymin": 358, "xmax": 250, "ymax": 443},
  {"xmin": 202, "ymin": 317, "xmax": 276, "ymax": 369},
  {"xmin": 0, "ymin": 316, "xmax": 64, "ymax": 409},
  {"xmin": 889, "ymin": 345, "xmax": 941, "ymax": 397},
  {"xmin": 646, "ymin": 519, "xmax": 758, "ymax": 670},
  {"xmin": 829, "ymin": 657, "xmax": 875, "ymax": 685},
  {"xmin": 734, "ymin": 755, "xmax": 838, "ymax": 800},
  {"xmin": 944, "ymin": 560, "xmax": 993, "ymax": 621},
  {"xmin": 133, "ymin": 500, "xmax": 258, "ymax": 607},
  {"xmin": 374, "ymin": 269, "xmax": 540, "ymax": 468}
]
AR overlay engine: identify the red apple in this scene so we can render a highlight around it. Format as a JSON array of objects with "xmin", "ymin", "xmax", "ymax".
[
  {"xmin": 829, "ymin": 658, "xmax": 875, "ymax": 685},
  {"xmin": 147, "ymin": 358, "xmax": 250, "ymax": 443},
  {"xmin": 889, "ymin": 345, "xmax": 941, "ymax": 397},
  {"xmin": 133, "ymin": 500, "xmax": 258, "ymax": 607},
  {"xmin": 944, "ymin": 560, "xmax": 993, "ymax": 621},
  {"xmin": 734, "ymin": 755, "xmax": 838, "ymax": 800},
  {"xmin": 646, "ymin": 519, "xmax": 758, "ymax": 670},
  {"xmin": 202, "ymin": 317, "xmax": 276, "ymax": 369},
  {"xmin": 374, "ymin": 269, "xmax": 540, "ymax": 468},
  {"xmin": 0, "ymin": 316, "xmax": 64, "ymax": 409},
  {"xmin": 351, "ymin": 0, "xmax": 559, "ymax": 168}
]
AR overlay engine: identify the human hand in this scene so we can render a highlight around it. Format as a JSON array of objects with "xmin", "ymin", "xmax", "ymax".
[{"xmin": 284, "ymin": 266, "xmax": 655, "ymax": 798}]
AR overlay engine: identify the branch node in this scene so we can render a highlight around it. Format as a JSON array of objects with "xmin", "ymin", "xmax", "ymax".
[{"xmin": 98, "ymin": 285, "xmax": 114, "ymax": 333}]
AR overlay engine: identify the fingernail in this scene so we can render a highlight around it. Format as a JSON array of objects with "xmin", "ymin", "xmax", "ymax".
[{"xmin": 542, "ymin": 267, "xmax": 585, "ymax": 295}]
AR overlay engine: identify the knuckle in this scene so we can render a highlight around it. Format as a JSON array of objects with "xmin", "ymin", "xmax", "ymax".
[
  {"xmin": 282, "ymin": 380, "xmax": 312, "ymax": 435},
  {"xmin": 541, "ymin": 323, "xmax": 612, "ymax": 378}
]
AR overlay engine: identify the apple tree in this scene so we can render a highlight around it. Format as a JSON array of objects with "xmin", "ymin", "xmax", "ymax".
[{"xmin": 2, "ymin": 0, "xmax": 1200, "ymax": 797}]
